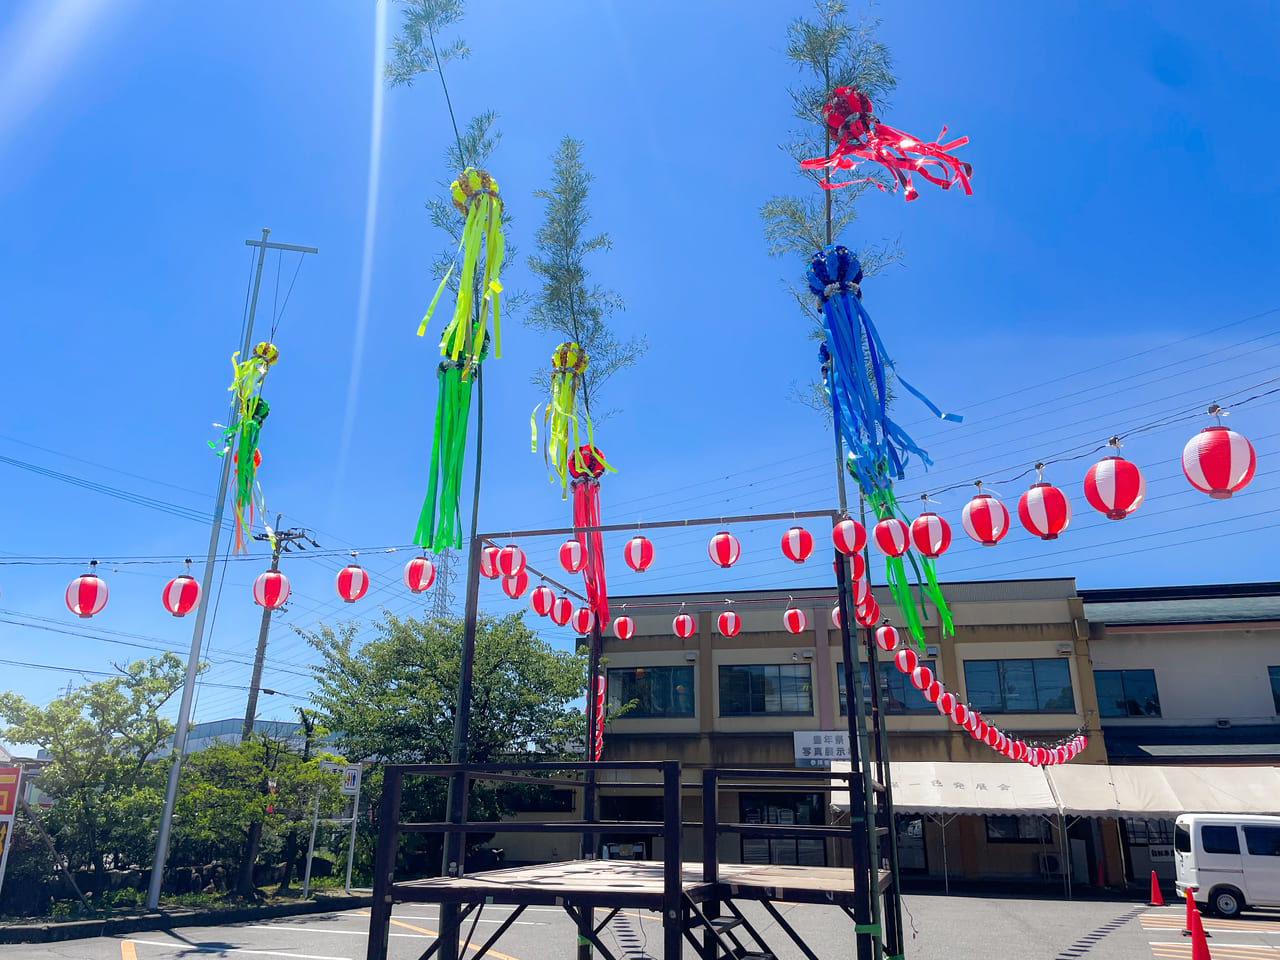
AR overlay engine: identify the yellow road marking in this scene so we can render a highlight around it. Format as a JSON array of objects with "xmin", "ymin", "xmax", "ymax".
[
  {"xmin": 1152, "ymin": 947, "xmax": 1280, "ymax": 959},
  {"xmin": 1144, "ymin": 917, "xmax": 1280, "ymax": 933},
  {"xmin": 357, "ymin": 910, "xmax": 522, "ymax": 960},
  {"xmin": 121, "ymin": 942, "xmax": 138, "ymax": 960}
]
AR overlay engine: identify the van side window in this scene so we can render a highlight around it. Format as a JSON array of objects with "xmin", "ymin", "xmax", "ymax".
[
  {"xmin": 1202, "ymin": 825, "xmax": 1241, "ymax": 855},
  {"xmin": 1244, "ymin": 826, "xmax": 1280, "ymax": 857},
  {"xmin": 1175, "ymin": 824, "xmax": 1191, "ymax": 853}
]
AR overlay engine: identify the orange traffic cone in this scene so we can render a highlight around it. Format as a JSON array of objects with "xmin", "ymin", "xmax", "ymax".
[
  {"xmin": 1149, "ymin": 871, "xmax": 1164, "ymax": 906},
  {"xmin": 1183, "ymin": 888, "xmax": 1196, "ymax": 936},
  {"xmin": 1190, "ymin": 906, "xmax": 1212, "ymax": 960}
]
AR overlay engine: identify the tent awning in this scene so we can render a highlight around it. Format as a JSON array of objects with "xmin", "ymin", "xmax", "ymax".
[{"xmin": 831, "ymin": 760, "xmax": 1058, "ymax": 815}]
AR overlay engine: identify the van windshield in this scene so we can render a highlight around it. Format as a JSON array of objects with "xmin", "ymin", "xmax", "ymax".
[{"xmin": 1175, "ymin": 824, "xmax": 1191, "ymax": 853}]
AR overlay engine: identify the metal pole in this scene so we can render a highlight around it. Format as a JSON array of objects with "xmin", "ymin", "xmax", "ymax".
[
  {"xmin": 302, "ymin": 784, "xmax": 322, "ymax": 898},
  {"xmin": 242, "ymin": 515, "xmax": 283, "ymax": 742},
  {"xmin": 579, "ymin": 618, "xmax": 602, "ymax": 960},
  {"xmin": 346, "ymin": 764, "xmax": 363, "ymax": 894}
]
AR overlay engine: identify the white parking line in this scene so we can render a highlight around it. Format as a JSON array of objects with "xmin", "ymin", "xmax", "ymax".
[
  {"xmin": 383, "ymin": 915, "xmax": 544, "ymax": 925},
  {"xmin": 123, "ymin": 940, "xmax": 351, "ymax": 960},
  {"xmin": 245, "ymin": 926, "xmax": 430, "ymax": 939}
]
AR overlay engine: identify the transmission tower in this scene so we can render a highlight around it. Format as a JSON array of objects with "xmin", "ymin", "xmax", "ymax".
[{"xmin": 431, "ymin": 547, "xmax": 457, "ymax": 618}]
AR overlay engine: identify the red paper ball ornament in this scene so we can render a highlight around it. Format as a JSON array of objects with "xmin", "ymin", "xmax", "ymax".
[
  {"xmin": 530, "ymin": 585, "xmax": 555, "ymax": 616},
  {"xmin": 497, "ymin": 545, "xmax": 526, "ymax": 578},
  {"xmin": 984, "ymin": 726, "xmax": 1000, "ymax": 747},
  {"xmin": 253, "ymin": 570, "xmax": 290, "ymax": 609},
  {"xmin": 853, "ymin": 576, "xmax": 870, "ymax": 608},
  {"xmin": 874, "ymin": 624, "xmax": 899, "ymax": 652},
  {"xmin": 549, "ymin": 596, "xmax": 573, "ymax": 626},
  {"xmin": 1183, "ymin": 425, "xmax": 1256, "ymax": 498},
  {"xmin": 910, "ymin": 665, "xmax": 933, "ymax": 691},
  {"xmin": 501, "ymin": 570, "xmax": 529, "ymax": 599},
  {"xmin": 673, "ymin": 613, "xmax": 696, "ymax": 639},
  {"xmin": 872, "ymin": 518, "xmax": 909, "ymax": 557},
  {"xmin": 479, "ymin": 546, "xmax": 501, "ymax": 579},
  {"xmin": 781, "ymin": 526, "xmax": 814, "ymax": 563},
  {"xmin": 403, "ymin": 557, "xmax": 436, "ymax": 593},
  {"xmin": 893, "ymin": 648, "xmax": 917, "ymax": 674},
  {"xmin": 783, "ymin": 607, "xmax": 807, "ymax": 634},
  {"xmin": 936, "ymin": 691, "xmax": 955, "ymax": 715},
  {"xmin": 66, "ymin": 573, "xmax": 108, "ymax": 619},
  {"xmin": 950, "ymin": 702, "xmax": 968, "ymax": 726},
  {"xmin": 559, "ymin": 539, "xmax": 586, "ymax": 573},
  {"xmin": 717, "ymin": 610, "xmax": 741, "ymax": 638},
  {"xmin": 623, "ymin": 535, "xmax": 654, "ymax": 572},
  {"xmin": 612, "ymin": 615, "xmax": 635, "ymax": 640},
  {"xmin": 924, "ymin": 680, "xmax": 942, "ymax": 703},
  {"xmin": 961, "ymin": 493, "xmax": 1010, "ymax": 546},
  {"xmin": 832, "ymin": 518, "xmax": 866, "ymax": 555},
  {"xmin": 708, "ymin": 531, "xmax": 741, "ymax": 568},
  {"xmin": 1018, "ymin": 482, "xmax": 1072, "ymax": 541},
  {"xmin": 162, "ymin": 575, "xmax": 200, "ymax": 617},
  {"xmin": 910, "ymin": 511, "xmax": 952, "ymax": 559},
  {"xmin": 570, "ymin": 606, "xmax": 595, "ymax": 634},
  {"xmin": 1084, "ymin": 453, "xmax": 1145, "ymax": 520},
  {"xmin": 855, "ymin": 599, "xmax": 880, "ymax": 627},
  {"xmin": 336, "ymin": 564, "xmax": 369, "ymax": 603},
  {"xmin": 830, "ymin": 604, "xmax": 842, "ymax": 629}
]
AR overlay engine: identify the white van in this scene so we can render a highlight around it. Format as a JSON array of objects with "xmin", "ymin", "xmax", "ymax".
[{"xmin": 1175, "ymin": 814, "xmax": 1280, "ymax": 917}]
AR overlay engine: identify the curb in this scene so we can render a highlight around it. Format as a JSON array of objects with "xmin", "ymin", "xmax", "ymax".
[{"xmin": 0, "ymin": 894, "xmax": 374, "ymax": 944}]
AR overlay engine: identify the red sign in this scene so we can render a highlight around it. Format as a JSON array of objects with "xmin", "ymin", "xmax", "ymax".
[{"xmin": 0, "ymin": 768, "xmax": 18, "ymax": 818}]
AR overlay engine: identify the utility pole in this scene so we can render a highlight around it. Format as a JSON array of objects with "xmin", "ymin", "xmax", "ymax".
[
  {"xmin": 242, "ymin": 517, "xmax": 320, "ymax": 742},
  {"xmin": 147, "ymin": 229, "xmax": 317, "ymax": 910}
]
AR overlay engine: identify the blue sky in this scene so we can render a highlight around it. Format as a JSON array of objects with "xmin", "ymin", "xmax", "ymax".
[{"xmin": 1, "ymin": 0, "xmax": 1277, "ymax": 724}]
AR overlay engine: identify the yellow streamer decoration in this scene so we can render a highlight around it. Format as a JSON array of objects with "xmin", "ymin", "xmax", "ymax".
[{"xmin": 531, "ymin": 342, "xmax": 614, "ymax": 498}]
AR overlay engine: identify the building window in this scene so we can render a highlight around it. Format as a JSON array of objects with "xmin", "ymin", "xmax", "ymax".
[
  {"xmin": 607, "ymin": 666, "xmax": 694, "ymax": 718},
  {"xmin": 985, "ymin": 815, "xmax": 1051, "ymax": 843},
  {"xmin": 1201, "ymin": 825, "xmax": 1240, "ymax": 855},
  {"xmin": 963, "ymin": 658, "xmax": 1075, "ymax": 714},
  {"xmin": 1094, "ymin": 669, "xmax": 1162, "ymax": 718},
  {"xmin": 718, "ymin": 664, "xmax": 813, "ymax": 717},
  {"xmin": 1124, "ymin": 818, "xmax": 1173, "ymax": 846},
  {"xmin": 839, "ymin": 662, "xmax": 937, "ymax": 715},
  {"xmin": 1270, "ymin": 666, "xmax": 1280, "ymax": 714},
  {"xmin": 739, "ymin": 793, "xmax": 826, "ymax": 866},
  {"xmin": 1244, "ymin": 826, "xmax": 1280, "ymax": 857}
]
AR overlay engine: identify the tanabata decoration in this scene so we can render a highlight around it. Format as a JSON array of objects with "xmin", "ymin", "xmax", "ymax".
[
  {"xmin": 413, "ymin": 168, "xmax": 505, "ymax": 551},
  {"xmin": 799, "ymin": 87, "xmax": 972, "ymax": 202},
  {"xmin": 569, "ymin": 444, "xmax": 611, "ymax": 627},
  {"xmin": 811, "ymin": 245, "xmax": 960, "ymax": 646},
  {"xmin": 532, "ymin": 343, "xmax": 613, "ymax": 498},
  {"xmin": 215, "ymin": 341, "xmax": 278, "ymax": 553}
]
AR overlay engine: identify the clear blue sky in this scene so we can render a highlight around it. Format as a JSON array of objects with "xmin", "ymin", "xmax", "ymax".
[{"xmin": 1, "ymin": 0, "xmax": 1277, "ymax": 724}]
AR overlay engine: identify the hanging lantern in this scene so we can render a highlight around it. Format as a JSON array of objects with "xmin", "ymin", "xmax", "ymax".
[
  {"xmin": 559, "ymin": 539, "xmax": 586, "ymax": 573},
  {"xmin": 613, "ymin": 615, "xmax": 635, "ymax": 640},
  {"xmin": 1084, "ymin": 443, "xmax": 1146, "ymax": 519},
  {"xmin": 873, "ymin": 624, "xmax": 899, "ymax": 652},
  {"xmin": 893, "ymin": 647, "xmax": 917, "ymax": 674},
  {"xmin": 1183, "ymin": 423, "xmax": 1256, "ymax": 499},
  {"xmin": 65, "ymin": 570, "xmax": 108, "ymax": 619},
  {"xmin": 403, "ymin": 557, "xmax": 436, "ymax": 593},
  {"xmin": 936, "ymin": 691, "xmax": 955, "ymax": 715},
  {"xmin": 961, "ymin": 491, "xmax": 1010, "ymax": 546},
  {"xmin": 161, "ymin": 574, "xmax": 200, "ymax": 618},
  {"xmin": 479, "ymin": 546, "xmax": 502, "ymax": 579},
  {"xmin": 984, "ymin": 726, "xmax": 1000, "ymax": 747},
  {"xmin": 781, "ymin": 526, "xmax": 814, "ymax": 563},
  {"xmin": 783, "ymin": 607, "xmax": 807, "ymax": 634},
  {"xmin": 497, "ymin": 545, "xmax": 525, "ymax": 578},
  {"xmin": 924, "ymin": 680, "xmax": 942, "ymax": 704},
  {"xmin": 336, "ymin": 564, "xmax": 369, "ymax": 603},
  {"xmin": 855, "ymin": 598, "xmax": 880, "ymax": 627},
  {"xmin": 253, "ymin": 569, "xmax": 290, "ymax": 609},
  {"xmin": 950, "ymin": 702, "xmax": 968, "ymax": 726},
  {"xmin": 832, "ymin": 518, "xmax": 866, "ymax": 555},
  {"xmin": 501, "ymin": 570, "xmax": 529, "ymax": 599},
  {"xmin": 910, "ymin": 511, "xmax": 952, "ymax": 559},
  {"xmin": 549, "ymin": 596, "xmax": 573, "ymax": 626},
  {"xmin": 1018, "ymin": 477, "xmax": 1072, "ymax": 541},
  {"xmin": 830, "ymin": 603, "xmax": 842, "ymax": 629},
  {"xmin": 530, "ymin": 584, "xmax": 555, "ymax": 616},
  {"xmin": 872, "ymin": 518, "xmax": 909, "ymax": 557},
  {"xmin": 852, "ymin": 576, "xmax": 871, "ymax": 609},
  {"xmin": 570, "ymin": 607, "xmax": 595, "ymax": 635},
  {"xmin": 673, "ymin": 613, "xmax": 696, "ymax": 639},
  {"xmin": 717, "ymin": 610, "xmax": 741, "ymax": 638},
  {"xmin": 833, "ymin": 553, "xmax": 866, "ymax": 582},
  {"xmin": 623, "ymin": 535, "xmax": 654, "ymax": 572},
  {"xmin": 708, "ymin": 531, "xmax": 741, "ymax": 568},
  {"xmin": 910, "ymin": 665, "xmax": 933, "ymax": 691}
]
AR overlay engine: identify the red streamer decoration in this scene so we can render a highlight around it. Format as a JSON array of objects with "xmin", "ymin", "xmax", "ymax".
[{"xmin": 570, "ymin": 444, "xmax": 610, "ymax": 626}]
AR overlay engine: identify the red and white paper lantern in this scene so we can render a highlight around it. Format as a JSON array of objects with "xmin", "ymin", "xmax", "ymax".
[
  {"xmin": 403, "ymin": 557, "xmax": 436, "ymax": 593},
  {"xmin": 830, "ymin": 604, "xmax": 843, "ymax": 629},
  {"xmin": 1018, "ymin": 482, "xmax": 1072, "ymax": 541},
  {"xmin": 623, "ymin": 536, "xmax": 654, "ymax": 572},
  {"xmin": 530, "ymin": 585, "xmax": 555, "ymax": 616},
  {"xmin": 984, "ymin": 726, "xmax": 1000, "ymax": 747},
  {"xmin": 479, "ymin": 546, "xmax": 502, "ymax": 579},
  {"xmin": 936, "ymin": 691, "xmax": 956, "ymax": 716},
  {"xmin": 501, "ymin": 570, "xmax": 529, "ymax": 599},
  {"xmin": 253, "ymin": 570, "xmax": 290, "ymax": 609},
  {"xmin": 161, "ymin": 575, "xmax": 200, "ymax": 617},
  {"xmin": 924, "ymin": 680, "xmax": 942, "ymax": 703},
  {"xmin": 832, "ymin": 518, "xmax": 866, "ymax": 555},
  {"xmin": 1183, "ymin": 425, "xmax": 1256, "ymax": 499},
  {"xmin": 1084, "ymin": 455, "xmax": 1145, "ymax": 520},
  {"xmin": 853, "ymin": 576, "xmax": 871, "ymax": 608},
  {"xmin": 335, "ymin": 564, "xmax": 369, "ymax": 603},
  {"xmin": 717, "ymin": 610, "xmax": 741, "ymax": 638},
  {"xmin": 910, "ymin": 512, "xmax": 952, "ymax": 559},
  {"xmin": 708, "ymin": 531, "xmax": 741, "ymax": 568},
  {"xmin": 497, "ymin": 545, "xmax": 526, "ymax": 579},
  {"xmin": 872, "ymin": 518, "xmax": 910, "ymax": 557},
  {"xmin": 855, "ymin": 598, "xmax": 880, "ymax": 627},
  {"xmin": 781, "ymin": 526, "xmax": 813, "ymax": 563},
  {"xmin": 950, "ymin": 702, "xmax": 968, "ymax": 726},
  {"xmin": 612, "ymin": 615, "xmax": 635, "ymax": 640},
  {"xmin": 673, "ymin": 613, "xmax": 697, "ymax": 639},
  {"xmin": 570, "ymin": 607, "xmax": 595, "ymax": 635},
  {"xmin": 559, "ymin": 539, "xmax": 586, "ymax": 573},
  {"xmin": 893, "ymin": 648, "xmax": 917, "ymax": 674},
  {"xmin": 549, "ymin": 596, "xmax": 573, "ymax": 626},
  {"xmin": 961, "ymin": 493, "xmax": 1010, "ymax": 546},
  {"xmin": 910, "ymin": 665, "xmax": 933, "ymax": 691},
  {"xmin": 834, "ymin": 553, "xmax": 866, "ymax": 583},
  {"xmin": 783, "ymin": 607, "xmax": 807, "ymax": 634},
  {"xmin": 873, "ymin": 624, "xmax": 899, "ymax": 652},
  {"xmin": 66, "ymin": 573, "xmax": 108, "ymax": 619}
]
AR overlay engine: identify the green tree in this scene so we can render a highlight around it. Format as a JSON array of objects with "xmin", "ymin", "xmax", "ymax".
[
  {"xmin": 526, "ymin": 137, "xmax": 646, "ymax": 420},
  {"xmin": 0, "ymin": 655, "xmax": 185, "ymax": 877}
]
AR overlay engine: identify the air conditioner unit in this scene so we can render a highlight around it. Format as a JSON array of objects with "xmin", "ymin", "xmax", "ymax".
[
  {"xmin": 1039, "ymin": 853, "xmax": 1064, "ymax": 878},
  {"xmin": 926, "ymin": 645, "xmax": 939, "ymax": 657},
  {"xmin": 1057, "ymin": 642, "xmax": 1074, "ymax": 656}
]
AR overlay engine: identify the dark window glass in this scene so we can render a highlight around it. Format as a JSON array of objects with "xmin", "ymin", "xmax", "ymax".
[
  {"xmin": 1175, "ymin": 824, "xmax": 1191, "ymax": 853},
  {"xmin": 719, "ymin": 665, "xmax": 812, "ymax": 717},
  {"xmin": 1270, "ymin": 666, "xmax": 1280, "ymax": 714},
  {"xmin": 985, "ymin": 815, "xmax": 1051, "ymax": 843},
  {"xmin": 1095, "ymin": 669, "xmax": 1162, "ymax": 718},
  {"xmin": 1244, "ymin": 826, "xmax": 1280, "ymax": 857},
  {"xmin": 606, "ymin": 666, "xmax": 694, "ymax": 718},
  {"xmin": 739, "ymin": 793, "xmax": 826, "ymax": 866},
  {"xmin": 1202, "ymin": 825, "xmax": 1241, "ymax": 855},
  {"xmin": 839, "ymin": 662, "xmax": 936, "ymax": 716},
  {"xmin": 962, "ymin": 659, "xmax": 1076, "ymax": 714}
]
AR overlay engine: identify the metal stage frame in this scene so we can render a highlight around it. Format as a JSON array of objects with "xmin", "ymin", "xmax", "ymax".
[{"xmin": 366, "ymin": 508, "xmax": 907, "ymax": 960}]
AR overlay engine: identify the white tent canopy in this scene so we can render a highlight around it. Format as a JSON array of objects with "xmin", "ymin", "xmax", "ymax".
[{"xmin": 831, "ymin": 761, "xmax": 1057, "ymax": 815}]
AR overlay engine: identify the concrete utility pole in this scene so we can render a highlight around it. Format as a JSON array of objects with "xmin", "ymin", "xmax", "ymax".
[{"xmin": 146, "ymin": 229, "xmax": 317, "ymax": 910}]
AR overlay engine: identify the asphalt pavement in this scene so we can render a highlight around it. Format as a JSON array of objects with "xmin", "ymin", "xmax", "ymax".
[{"xmin": 5, "ymin": 896, "xmax": 1280, "ymax": 960}]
